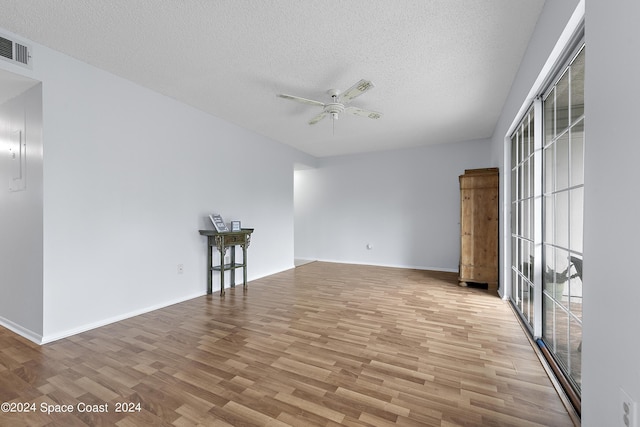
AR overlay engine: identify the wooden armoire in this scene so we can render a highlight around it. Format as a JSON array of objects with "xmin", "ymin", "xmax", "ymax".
[{"xmin": 458, "ymin": 168, "xmax": 499, "ymax": 293}]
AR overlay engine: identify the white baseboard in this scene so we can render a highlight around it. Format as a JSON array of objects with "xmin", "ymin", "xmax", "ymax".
[
  {"xmin": 0, "ymin": 316, "xmax": 44, "ymax": 344},
  {"xmin": 40, "ymin": 291, "xmax": 205, "ymax": 344},
  {"xmin": 313, "ymin": 258, "xmax": 458, "ymax": 273}
]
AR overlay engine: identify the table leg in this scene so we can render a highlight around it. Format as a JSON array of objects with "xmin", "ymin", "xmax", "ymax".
[
  {"xmin": 219, "ymin": 246, "xmax": 225, "ymax": 296},
  {"xmin": 230, "ymin": 246, "xmax": 236, "ymax": 288},
  {"xmin": 207, "ymin": 238, "xmax": 213, "ymax": 295},
  {"xmin": 242, "ymin": 244, "xmax": 248, "ymax": 288}
]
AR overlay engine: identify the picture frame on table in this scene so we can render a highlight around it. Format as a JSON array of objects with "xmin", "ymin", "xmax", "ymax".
[
  {"xmin": 209, "ymin": 214, "xmax": 229, "ymax": 232},
  {"xmin": 231, "ymin": 221, "xmax": 241, "ymax": 232}
]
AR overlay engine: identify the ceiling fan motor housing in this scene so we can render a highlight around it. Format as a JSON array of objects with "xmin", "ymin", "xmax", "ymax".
[{"xmin": 325, "ymin": 102, "xmax": 344, "ymax": 119}]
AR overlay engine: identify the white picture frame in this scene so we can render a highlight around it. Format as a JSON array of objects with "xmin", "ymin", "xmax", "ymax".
[{"xmin": 209, "ymin": 214, "xmax": 229, "ymax": 232}]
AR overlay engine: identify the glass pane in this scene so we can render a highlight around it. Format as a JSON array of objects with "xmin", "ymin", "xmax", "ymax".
[
  {"xmin": 511, "ymin": 136, "xmax": 518, "ymax": 170},
  {"xmin": 522, "ymin": 239, "xmax": 531, "ymax": 276},
  {"xmin": 569, "ymin": 316, "xmax": 582, "ymax": 390},
  {"xmin": 519, "ymin": 274, "xmax": 524, "ymax": 311},
  {"xmin": 522, "ymin": 199, "xmax": 530, "ymax": 239},
  {"xmin": 569, "ymin": 257, "xmax": 583, "ymax": 321},
  {"xmin": 544, "ymin": 195, "xmax": 554, "ymax": 243},
  {"xmin": 521, "ymin": 249, "xmax": 533, "ymax": 279},
  {"xmin": 518, "ymin": 166, "xmax": 523, "ymax": 199},
  {"xmin": 543, "ymin": 294, "xmax": 556, "ymax": 350},
  {"xmin": 523, "ymin": 121, "xmax": 529, "ymax": 161},
  {"xmin": 571, "ymin": 119, "xmax": 585, "ymax": 186},
  {"xmin": 523, "ymin": 279, "xmax": 531, "ymax": 323},
  {"xmin": 544, "ymin": 146, "xmax": 554, "ymax": 194},
  {"xmin": 530, "ymin": 154, "xmax": 536, "ymax": 196},
  {"xmin": 554, "ymin": 248, "xmax": 570, "ymax": 306},
  {"xmin": 556, "ymin": 71, "xmax": 570, "ymax": 133},
  {"xmin": 570, "ymin": 187, "xmax": 584, "ymax": 252},
  {"xmin": 523, "ymin": 158, "xmax": 530, "ymax": 199},
  {"xmin": 570, "ymin": 48, "xmax": 585, "ymax": 121},
  {"xmin": 529, "ymin": 282, "xmax": 535, "ymax": 327},
  {"xmin": 554, "ymin": 304, "xmax": 570, "ymax": 371},
  {"xmin": 528, "ymin": 112, "xmax": 535, "ymax": 156},
  {"xmin": 555, "ymin": 192, "xmax": 569, "ymax": 249},
  {"xmin": 531, "ymin": 196, "xmax": 537, "ymax": 238},
  {"xmin": 544, "ymin": 88, "xmax": 555, "ymax": 141},
  {"xmin": 555, "ymin": 133, "xmax": 570, "ymax": 191},
  {"xmin": 529, "ymin": 241, "xmax": 536, "ymax": 281},
  {"xmin": 524, "ymin": 128, "xmax": 529, "ymax": 163},
  {"xmin": 543, "ymin": 245, "xmax": 555, "ymax": 294},
  {"xmin": 511, "ymin": 169, "xmax": 517, "ymax": 203}
]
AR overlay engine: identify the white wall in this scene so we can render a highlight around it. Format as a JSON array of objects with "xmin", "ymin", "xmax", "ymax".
[
  {"xmin": 0, "ymin": 83, "xmax": 43, "ymax": 341},
  {"xmin": 581, "ymin": 0, "xmax": 640, "ymax": 424},
  {"xmin": 0, "ymin": 30, "xmax": 315, "ymax": 343},
  {"xmin": 295, "ymin": 139, "xmax": 491, "ymax": 271}
]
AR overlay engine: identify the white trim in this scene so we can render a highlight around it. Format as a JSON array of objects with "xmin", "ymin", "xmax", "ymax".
[
  {"xmin": 314, "ymin": 258, "xmax": 459, "ymax": 273},
  {"xmin": 0, "ymin": 316, "xmax": 44, "ymax": 344},
  {"xmin": 40, "ymin": 292, "xmax": 204, "ymax": 344}
]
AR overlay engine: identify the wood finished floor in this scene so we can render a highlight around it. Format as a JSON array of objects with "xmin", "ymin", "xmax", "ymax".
[{"xmin": 0, "ymin": 262, "xmax": 574, "ymax": 426}]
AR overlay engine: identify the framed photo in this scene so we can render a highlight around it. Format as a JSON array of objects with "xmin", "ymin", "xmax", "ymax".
[
  {"xmin": 209, "ymin": 214, "xmax": 229, "ymax": 232},
  {"xmin": 231, "ymin": 220, "xmax": 241, "ymax": 232}
]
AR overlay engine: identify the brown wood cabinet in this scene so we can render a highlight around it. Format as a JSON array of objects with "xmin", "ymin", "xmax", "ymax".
[{"xmin": 458, "ymin": 168, "xmax": 499, "ymax": 293}]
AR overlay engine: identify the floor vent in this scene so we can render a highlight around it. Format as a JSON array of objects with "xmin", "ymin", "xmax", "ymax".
[{"xmin": 0, "ymin": 33, "xmax": 32, "ymax": 68}]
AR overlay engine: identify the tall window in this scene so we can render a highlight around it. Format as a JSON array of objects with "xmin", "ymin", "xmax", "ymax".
[{"xmin": 509, "ymin": 44, "xmax": 585, "ymax": 398}]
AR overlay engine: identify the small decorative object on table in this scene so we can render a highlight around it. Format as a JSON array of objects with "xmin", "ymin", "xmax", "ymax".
[
  {"xmin": 209, "ymin": 214, "xmax": 229, "ymax": 232},
  {"xmin": 231, "ymin": 220, "xmax": 241, "ymax": 232}
]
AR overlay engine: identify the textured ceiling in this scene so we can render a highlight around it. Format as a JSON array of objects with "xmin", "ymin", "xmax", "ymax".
[{"xmin": 0, "ymin": 0, "xmax": 545, "ymax": 157}]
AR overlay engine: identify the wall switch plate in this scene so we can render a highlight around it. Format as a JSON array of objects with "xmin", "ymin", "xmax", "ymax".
[
  {"xmin": 177, "ymin": 264, "xmax": 184, "ymax": 274},
  {"xmin": 621, "ymin": 388, "xmax": 637, "ymax": 427}
]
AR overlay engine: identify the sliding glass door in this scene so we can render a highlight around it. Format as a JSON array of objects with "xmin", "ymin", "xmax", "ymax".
[
  {"xmin": 542, "ymin": 46, "xmax": 585, "ymax": 391},
  {"xmin": 510, "ymin": 108, "xmax": 537, "ymax": 330},
  {"xmin": 509, "ymin": 44, "xmax": 584, "ymax": 395}
]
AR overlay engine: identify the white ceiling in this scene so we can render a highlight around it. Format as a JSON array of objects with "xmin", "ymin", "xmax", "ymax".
[{"xmin": 0, "ymin": 0, "xmax": 545, "ymax": 158}]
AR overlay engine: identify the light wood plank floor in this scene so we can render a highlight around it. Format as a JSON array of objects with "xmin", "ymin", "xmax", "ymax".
[{"xmin": 0, "ymin": 262, "xmax": 574, "ymax": 426}]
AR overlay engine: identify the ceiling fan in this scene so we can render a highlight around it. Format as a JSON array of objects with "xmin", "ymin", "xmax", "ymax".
[{"xmin": 277, "ymin": 79, "xmax": 382, "ymax": 125}]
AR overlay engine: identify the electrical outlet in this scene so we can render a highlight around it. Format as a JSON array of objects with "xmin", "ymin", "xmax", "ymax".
[
  {"xmin": 177, "ymin": 264, "xmax": 184, "ymax": 274},
  {"xmin": 621, "ymin": 388, "xmax": 637, "ymax": 427}
]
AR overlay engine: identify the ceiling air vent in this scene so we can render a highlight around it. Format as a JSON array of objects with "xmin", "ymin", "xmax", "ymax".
[{"xmin": 0, "ymin": 33, "xmax": 32, "ymax": 68}]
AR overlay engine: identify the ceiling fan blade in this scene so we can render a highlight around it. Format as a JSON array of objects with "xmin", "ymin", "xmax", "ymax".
[
  {"xmin": 338, "ymin": 79, "xmax": 375, "ymax": 103},
  {"xmin": 309, "ymin": 112, "xmax": 328, "ymax": 125},
  {"xmin": 344, "ymin": 106, "xmax": 382, "ymax": 120},
  {"xmin": 277, "ymin": 93, "xmax": 325, "ymax": 107}
]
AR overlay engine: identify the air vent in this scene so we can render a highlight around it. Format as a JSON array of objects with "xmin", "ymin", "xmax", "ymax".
[
  {"xmin": 0, "ymin": 33, "xmax": 32, "ymax": 68},
  {"xmin": 0, "ymin": 36, "xmax": 12, "ymax": 60}
]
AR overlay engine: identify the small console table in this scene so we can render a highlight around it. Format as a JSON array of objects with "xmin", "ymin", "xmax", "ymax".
[{"xmin": 199, "ymin": 228, "xmax": 254, "ymax": 296}]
